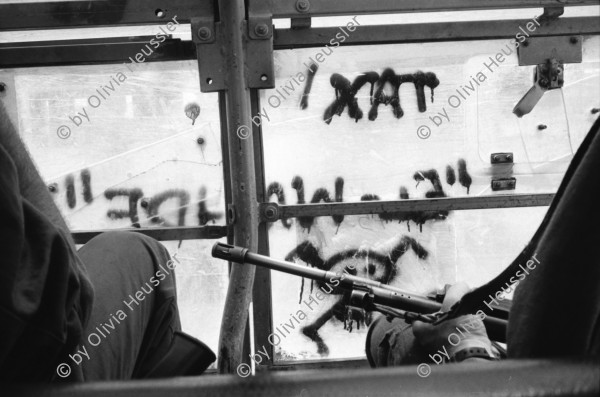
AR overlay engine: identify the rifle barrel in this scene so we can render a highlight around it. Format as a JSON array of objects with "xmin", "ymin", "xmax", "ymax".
[{"xmin": 212, "ymin": 242, "xmax": 507, "ymax": 342}]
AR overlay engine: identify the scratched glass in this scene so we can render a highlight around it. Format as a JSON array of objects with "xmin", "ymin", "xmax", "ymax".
[
  {"xmin": 268, "ymin": 208, "xmax": 546, "ymax": 361},
  {"xmin": 10, "ymin": 60, "xmax": 226, "ymax": 364},
  {"xmin": 260, "ymin": 37, "xmax": 600, "ymax": 201},
  {"xmin": 262, "ymin": 36, "xmax": 600, "ymax": 362},
  {"xmin": 12, "ymin": 60, "xmax": 225, "ymax": 230},
  {"xmin": 160, "ymin": 238, "xmax": 229, "ymax": 369}
]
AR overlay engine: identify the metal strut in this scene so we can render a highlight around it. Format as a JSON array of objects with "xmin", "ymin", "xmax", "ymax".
[{"xmin": 192, "ymin": 0, "xmax": 273, "ymax": 374}]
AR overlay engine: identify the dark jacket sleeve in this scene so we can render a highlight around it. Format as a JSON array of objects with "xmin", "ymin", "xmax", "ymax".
[{"xmin": 0, "ymin": 143, "xmax": 94, "ymax": 382}]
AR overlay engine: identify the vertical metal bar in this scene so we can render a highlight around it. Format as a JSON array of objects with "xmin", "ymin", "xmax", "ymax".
[
  {"xmin": 217, "ymin": 0, "xmax": 260, "ymax": 374},
  {"xmin": 220, "ymin": 89, "xmax": 255, "ymax": 367},
  {"xmin": 218, "ymin": 91, "xmax": 233, "ymax": 246},
  {"xmin": 250, "ymin": 88, "xmax": 274, "ymax": 367}
]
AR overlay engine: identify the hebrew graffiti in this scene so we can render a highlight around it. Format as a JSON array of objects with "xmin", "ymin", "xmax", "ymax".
[
  {"xmin": 140, "ymin": 189, "xmax": 190, "ymax": 226},
  {"xmin": 323, "ymin": 69, "xmax": 440, "ymax": 124},
  {"xmin": 61, "ymin": 169, "xmax": 94, "ymax": 210},
  {"xmin": 267, "ymin": 182, "xmax": 292, "ymax": 229},
  {"xmin": 291, "ymin": 176, "xmax": 344, "ymax": 233},
  {"xmin": 65, "ymin": 174, "xmax": 76, "ymax": 209},
  {"xmin": 458, "ymin": 158, "xmax": 472, "ymax": 194},
  {"xmin": 197, "ymin": 186, "xmax": 220, "ymax": 226},
  {"xmin": 52, "ymin": 158, "xmax": 470, "ymax": 231},
  {"xmin": 104, "ymin": 186, "xmax": 221, "ymax": 228},
  {"xmin": 446, "ymin": 165, "xmax": 456, "ymax": 186},
  {"xmin": 105, "ymin": 187, "xmax": 144, "ymax": 226},
  {"xmin": 299, "ymin": 62, "xmax": 319, "ymax": 110},
  {"xmin": 81, "ymin": 169, "xmax": 93, "ymax": 203},
  {"xmin": 282, "ymin": 159, "xmax": 471, "ymax": 232}
]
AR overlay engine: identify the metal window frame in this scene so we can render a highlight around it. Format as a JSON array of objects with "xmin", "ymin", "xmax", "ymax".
[
  {"xmin": 71, "ymin": 225, "xmax": 227, "ymax": 245},
  {"xmin": 0, "ymin": 0, "xmax": 213, "ymax": 30},
  {"xmin": 259, "ymin": 194, "xmax": 555, "ymax": 223},
  {"xmin": 0, "ymin": 0, "xmax": 598, "ymax": 374},
  {"xmin": 0, "ymin": 0, "xmax": 597, "ymax": 30},
  {"xmin": 2, "ymin": 17, "xmax": 600, "ymax": 68},
  {"xmin": 268, "ymin": 0, "xmax": 599, "ymax": 18}
]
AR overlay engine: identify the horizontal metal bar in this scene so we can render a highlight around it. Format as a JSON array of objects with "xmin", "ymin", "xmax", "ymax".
[
  {"xmin": 260, "ymin": 194, "xmax": 554, "ymax": 221},
  {"xmin": 1, "ymin": 0, "xmax": 596, "ymax": 31},
  {"xmin": 262, "ymin": 358, "xmax": 370, "ymax": 372},
  {"xmin": 72, "ymin": 225, "xmax": 228, "ymax": 245},
  {"xmin": 0, "ymin": 37, "xmax": 194, "ymax": 69},
  {"xmin": 270, "ymin": 0, "xmax": 600, "ymax": 18},
  {"xmin": 274, "ymin": 16, "xmax": 600, "ymax": 48},
  {"xmin": 1, "ymin": 16, "xmax": 598, "ymax": 68},
  {"xmin": 0, "ymin": 0, "xmax": 212, "ymax": 31}
]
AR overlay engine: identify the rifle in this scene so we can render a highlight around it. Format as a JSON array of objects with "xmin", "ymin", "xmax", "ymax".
[{"xmin": 211, "ymin": 242, "xmax": 508, "ymax": 343}]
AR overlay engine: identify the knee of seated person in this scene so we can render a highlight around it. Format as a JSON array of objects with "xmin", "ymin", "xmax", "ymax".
[
  {"xmin": 82, "ymin": 231, "xmax": 170, "ymax": 260},
  {"xmin": 85, "ymin": 230, "xmax": 146, "ymax": 245}
]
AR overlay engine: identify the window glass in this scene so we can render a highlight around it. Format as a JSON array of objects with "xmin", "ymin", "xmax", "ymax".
[
  {"xmin": 7, "ymin": 60, "xmax": 226, "ymax": 364},
  {"xmin": 262, "ymin": 35, "xmax": 599, "ymax": 361},
  {"xmin": 12, "ymin": 60, "xmax": 225, "ymax": 230}
]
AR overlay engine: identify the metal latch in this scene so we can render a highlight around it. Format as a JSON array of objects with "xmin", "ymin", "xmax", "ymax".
[
  {"xmin": 513, "ymin": 58, "xmax": 564, "ymax": 118},
  {"xmin": 513, "ymin": 35, "xmax": 582, "ymax": 117}
]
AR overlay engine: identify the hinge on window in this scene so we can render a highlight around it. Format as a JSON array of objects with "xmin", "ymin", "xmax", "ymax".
[
  {"xmin": 247, "ymin": 1, "xmax": 275, "ymax": 89},
  {"xmin": 192, "ymin": 1, "xmax": 274, "ymax": 92},
  {"xmin": 192, "ymin": 12, "xmax": 225, "ymax": 92}
]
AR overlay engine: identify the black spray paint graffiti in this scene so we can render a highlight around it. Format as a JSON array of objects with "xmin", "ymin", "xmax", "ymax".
[
  {"xmin": 105, "ymin": 188, "xmax": 144, "ymax": 226},
  {"xmin": 197, "ymin": 186, "xmax": 220, "ymax": 226},
  {"xmin": 275, "ymin": 160, "xmax": 470, "ymax": 355},
  {"xmin": 278, "ymin": 159, "xmax": 472, "ymax": 233},
  {"xmin": 103, "ymin": 187, "xmax": 222, "ymax": 228},
  {"xmin": 52, "ymin": 168, "xmax": 224, "ymax": 228},
  {"xmin": 140, "ymin": 189, "xmax": 190, "ymax": 226},
  {"xmin": 65, "ymin": 174, "xmax": 77, "ymax": 209},
  {"xmin": 55, "ymin": 158, "xmax": 471, "ymax": 230},
  {"xmin": 266, "ymin": 182, "xmax": 293, "ymax": 229},
  {"xmin": 457, "ymin": 158, "xmax": 472, "ymax": 194},
  {"xmin": 290, "ymin": 176, "xmax": 344, "ymax": 232},
  {"xmin": 323, "ymin": 68, "xmax": 440, "ymax": 124},
  {"xmin": 299, "ymin": 62, "xmax": 319, "ymax": 110},
  {"xmin": 62, "ymin": 169, "xmax": 94, "ymax": 209},
  {"xmin": 285, "ymin": 236, "xmax": 429, "ymax": 356}
]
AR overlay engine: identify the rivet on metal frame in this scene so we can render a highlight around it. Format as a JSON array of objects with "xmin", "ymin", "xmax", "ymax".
[
  {"xmin": 296, "ymin": 0, "xmax": 310, "ymax": 13},
  {"xmin": 264, "ymin": 204, "xmax": 279, "ymax": 221},
  {"xmin": 254, "ymin": 23, "xmax": 269, "ymax": 37},
  {"xmin": 197, "ymin": 27, "xmax": 212, "ymax": 41}
]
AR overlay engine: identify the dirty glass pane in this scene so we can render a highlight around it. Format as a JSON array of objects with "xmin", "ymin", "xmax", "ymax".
[
  {"xmin": 4, "ymin": 60, "xmax": 226, "ymax": 362},
  {"xmin": 12, "ymin": 60, "xmax": 224, "ymax": 230},
  {"xmin": 475, "ymin": 45, "xmax": 600, "ymax": 187},
  {"xmin": 269, "ymin": 208, "xmax": 545, "ymax": 361},
  {"xmin": 261, "ymin": 37, "xmax": 599, "ymax": 201},
  {"xmin": 160, "ymin": 238, "xmax": 228, "ymax": 366},
  {"xmin": 262, "ymin": 33, "xmax": 599, "ymax": 362}
]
